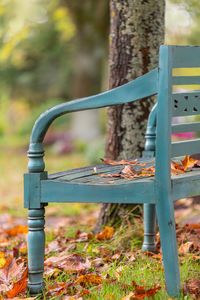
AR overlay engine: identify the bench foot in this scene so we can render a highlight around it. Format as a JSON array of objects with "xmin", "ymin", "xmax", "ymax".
[
  {"xmin": 142, "ymin": 204, "xmax": 156, "ymax": 252},
  {"xmin": 27, "ymin": 208, "xmax": 45, "ymax": 296},
  {"xmin": 156, "ymin": 198, "xmax": 181, "ymax": 298}
]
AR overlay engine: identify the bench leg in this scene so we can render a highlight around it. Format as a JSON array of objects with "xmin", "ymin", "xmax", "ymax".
[
  {"xmin": 27, "ymin": 208, "xmax": 45, "ymax": 295},
  {"xmin": 142, "ymin": 204, "xmax": 156, "ymax": 252},
  {"xmin": 156, "ymin": 197, "xmax": 181, "ymax": 298}
]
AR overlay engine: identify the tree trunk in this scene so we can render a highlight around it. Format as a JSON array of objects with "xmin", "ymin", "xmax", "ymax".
[{"xmin": 95, "ymin": 0, "xmax": 165, "ymax": 231}]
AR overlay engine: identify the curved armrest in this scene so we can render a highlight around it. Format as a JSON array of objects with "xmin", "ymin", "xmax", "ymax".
[{"xmin": 28, "ymin": 68, "xmax": 158, "ymax": 172}]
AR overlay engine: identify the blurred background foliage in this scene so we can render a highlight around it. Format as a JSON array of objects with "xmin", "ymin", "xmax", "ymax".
[
  {"xmin": 0, "ymin": 0, "xmax": 199, "ymax": 147},
  {"xmin": 1, "ymin": 0, "xmax": 200, "ymax": 214}
]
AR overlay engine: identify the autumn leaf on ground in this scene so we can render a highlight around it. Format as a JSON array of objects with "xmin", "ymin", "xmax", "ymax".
[
  {"xmin": 75, "ymin": 230, "xmax": 94, "ymax": 242},
  {"xmin": 47, "ymin": 281, "xmax": 66, "ymax": 297},
  {"xmin": 96, "ymin": 226, "xmax": 114, "ymax": 241},
  {"xmin": 75, "ymin": 274, "xmax": 103, "ymax": 287},
  {"xmin": 6, "ymin": 267, "xmax": 28, "ymax": 298},
  {"xmin": 6, "ymin": 225, "xmax": 28, "ymax": 237},
  {"xmin": 187, "ymin": 223, "xmax": 200, "ymax": 230},
  {"xmin": 0, "ymin": 256, "xmax": 27, "ymax": 284},
  {"xmin": 183, "ymin": 277, "xmax": 200, "ymax": 298},
  {"xmin": 122, "ymin": 281, "xmax": 161, "ymax": 299},
  {"xmin": 181, "ymin": 155, "xmax": 200, "ymax": 171},
  {"xmin": 44, "ymin": 253, "xmax": 91, "ymax": 274},
  {"xmin": 121, "ymin": 292, "xmax": 137, "ymax": 300},
  {"xmin": 0, "ymin": 253, "xmax": 6, "ymax": 268},
  {"xmin": 178, "ymin": 241, "xmax": 198, "ymax": 255}
]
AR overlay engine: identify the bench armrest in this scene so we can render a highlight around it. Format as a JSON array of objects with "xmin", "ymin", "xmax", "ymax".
[{"xmin": 28, "ymin": 68, "xmax": 158, "ymax": 172}]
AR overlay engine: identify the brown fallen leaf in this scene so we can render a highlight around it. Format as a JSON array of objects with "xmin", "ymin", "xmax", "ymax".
[
  {"xmin": 98, "ymin": 173, "xmax": 121, "ymax": 178},
  {"xmin": 96, "ymin": 226, "xmax": 114, "ymax": 241},
  {"xmin": 181, "ymin": 155, "xmax": 200, "ymax": 171},
  {"xmin": 121, "ymin": 292, "xmax": 137, "ymax": 300},
  {"xmin": 75, "ymin": 274, "xmax": 103, "ymax": 287},
  {"xmin": 130, "ymin": 281, "xmax": 161, "ymax": 299},
  {"xmin": 183, "ymin": 277, "xmax": 200, "ymax": 298},
  {"xmin": 101, "ymin": 158, "xmax": 139, "ymax": 165},
  {"xmin": 104, "ymin": 180, "xmax": 115, "ymax": 184},
  {"xmin": 47, "ymin": 281, "xmax": 66, "ymax": 296},
  {"xmin": 45, "ymin": 254, "xmax": 91, "ymax": 274},
  {"xmin": 6, "ymin": 267, "xmax": 28, "ymax": 298},
  {"xmin": 171, "ymin": 161, "xmax": 185, "ymax": 175},
  {"xmin": 0, "ymin": 256, "xmax": 26, "ymax": 284},
  {"xmin": 179, "ymin": 242, "xmax": 198, "ymax": 255},
  {"xmin": 122, "ymin": 165, "xmax": 141, "ymax": 177},
  {"xmin": 75, "ymin": 230, "xmax": 94, "ymax": 242}
]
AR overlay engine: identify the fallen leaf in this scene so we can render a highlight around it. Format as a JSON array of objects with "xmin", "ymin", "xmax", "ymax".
[
  {"xmin": 171, "ymin": 161, "xmax": 185, "ymax": 175},
  {"xmin": 104, "ymin": 180, "xmax": 115, "ymax": 184},
  {"xmin": 181, "ymin": 155, "xmax": 200, "ymax": 171},
  {"xmin": 98, "ymin": 173, "xmax": 121, "ymax": 178},
  {"xmin": 98, "ymin": 247, "xmax": 112, "ymax": 257},
  {"xmin": 47, "ymin": 281, "xmax": 66, "ymax": 296},
  {"xmin": 45, "ymin": 254, "xmax": 91, "ymax": 274},
  {"xmin": 101, "ymin": 158, "xmax": 139, "ymax": 165},
  {"xmin": 93, "ymin": 167, "xmax": 97, "ymax": 174},
  {"xmin": 75, "ymin": 274, "xmax": 103, "ymax": 287},
  {"xmin": 0, "ymin": 253, "xmax": 6, "ymax": 268},
  {"xmin": 179, "ymin": 242, "xmax": 198, "ymax": 255},
  {"xmin": 80, "ymin": 289, "xmax": 90, "ymax": 296},
  {"xmin": 7, "ymin": 268, "xmax": 28, "ymax": 298},
  {"xmin": 121, "ymin": 292, "xmax": 137, "ymax": 300},
  {"xmin": 122, "ymin": 166, "xmax": 141, "ymax": 177},
  {"xmin": 96, "ymin": 226, "xmax": 114, "ymax": 241},
  {"xmin": 6, "ymin": 225, "xmax": 28, "ymax": 237},
  {"xmin": 183, "ymin": 277, "xmax": 200, "ymax": 298},
  {"xmin": 187, "ymin": 224, "xmax": 200, "ymax": 230},
  {"xmin": 0, "ymin": 256, "xmax": 26, "ymax": 284},
  {"xmin": 75, "ymin": 230, "xmax": 94, "ymax": 242},
  {"xmin": 130, "ymin": 281, "xmax": 161, "ymax": 299}
]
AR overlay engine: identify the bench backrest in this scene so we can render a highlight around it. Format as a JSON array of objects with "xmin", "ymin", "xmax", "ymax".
[{"xmin": 155, "ymin": 45, "xmax": 200, "ymax": 190}]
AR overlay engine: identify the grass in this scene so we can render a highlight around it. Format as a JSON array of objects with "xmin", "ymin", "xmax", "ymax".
[
  {"xmin": 41, "ymin": 222, "xmax": 200, "ymax": 300},
  {"xmin": 1, "ymin": 145, "xmax": 200, "ymax": 299}
]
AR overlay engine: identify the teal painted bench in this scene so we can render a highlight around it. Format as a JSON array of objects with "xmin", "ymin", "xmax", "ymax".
[{"xmin": 24, "ymin": 45, "xmax": 200, "ymax": 298}]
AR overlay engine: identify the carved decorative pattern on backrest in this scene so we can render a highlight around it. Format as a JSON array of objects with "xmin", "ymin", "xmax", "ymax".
[{"xmin": 172, "ymin": 92, "xmax": 200, "ymax": 116}]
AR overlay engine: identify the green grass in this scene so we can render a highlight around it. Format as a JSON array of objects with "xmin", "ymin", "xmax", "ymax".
[{"xmin": 41, "ymin": 223, "xmax": 200, "ymax": 300}]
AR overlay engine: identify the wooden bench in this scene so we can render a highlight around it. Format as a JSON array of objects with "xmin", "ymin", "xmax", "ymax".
[{"xmin": 24, "ymin": 45, "xmax": 200, "ymax": 298}]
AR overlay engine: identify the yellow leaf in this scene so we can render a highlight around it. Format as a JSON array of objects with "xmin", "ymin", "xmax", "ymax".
[{"xmin": 0, "ymin": 257, "xmax": 6, "ymax": 268}]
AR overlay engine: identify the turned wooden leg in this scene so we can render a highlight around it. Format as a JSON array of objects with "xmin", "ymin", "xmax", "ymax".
[
  {"xmin": 27, "ymin": 208, "xmax": 45, "ymax": 295},
  {"xmin": 142, "ymin": 203, "xmax": 156, "ymax": 252}
]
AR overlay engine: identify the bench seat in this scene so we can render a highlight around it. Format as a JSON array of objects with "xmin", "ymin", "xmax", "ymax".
[{"xmin": 39, "ymin": 159, "xmax": 200, "ymax": 205}]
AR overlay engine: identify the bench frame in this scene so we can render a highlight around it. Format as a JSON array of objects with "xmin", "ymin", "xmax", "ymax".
[{"xmin": 25, "ymin": 45, "xmax": 200, "ymax": 297}]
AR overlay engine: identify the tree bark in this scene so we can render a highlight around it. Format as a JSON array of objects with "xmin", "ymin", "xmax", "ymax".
[{"xmin": 95, "ymin": 0, "xmax": 165, "ymax": 231}]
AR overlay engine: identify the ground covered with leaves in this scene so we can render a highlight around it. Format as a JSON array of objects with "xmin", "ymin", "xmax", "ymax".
[{"xmin": 0, "ymin": 215, "xmax": 200, "ymax": 300}]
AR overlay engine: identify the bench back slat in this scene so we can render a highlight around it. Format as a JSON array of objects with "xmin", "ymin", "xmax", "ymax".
[
  {"xmin": 171, "ymin": 139, "xmax": 200, "ymax": 157},
  {"xmin": 172, "ymin": 122, "xmax": 200, "ymax": 133},
  {"xmin": 171, "ymin": 46, "xmax": 200, "ymax": 68},
  {"xmin": 172, "ymin": 76, "xmax": 200, "ymax": 86},
  {"xmin": 172, "ymin": 92, "xmax": 200, "ymax": 116}
]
